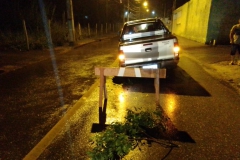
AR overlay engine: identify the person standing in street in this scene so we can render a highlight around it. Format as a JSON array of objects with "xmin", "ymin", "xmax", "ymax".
[{"xmin": 229, "ymin": 18, "xmax": 240, "ymax": 65}]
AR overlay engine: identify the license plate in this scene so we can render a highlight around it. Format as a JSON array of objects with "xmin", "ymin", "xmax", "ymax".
[{"xmin": 142, "ymin": 64, "xmax": 158, "ymax": 69}]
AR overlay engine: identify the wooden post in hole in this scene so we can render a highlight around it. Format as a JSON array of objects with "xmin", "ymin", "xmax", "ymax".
[
  {"xmin": 99, "ymin": 68, "xmax": 107, "ymax": 108},
  {"xmin": 154, "ymin": 69, "xmax": 160, "ymax": 106}
]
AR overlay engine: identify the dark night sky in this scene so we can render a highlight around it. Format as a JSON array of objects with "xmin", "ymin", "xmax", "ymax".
[
  {"xmin": 0, "ymin": 0, "xmax": 189, "ymax": 30},
  {"xmin": 150, "ymin": 0, "xmax": 189, "ymax": 17}
]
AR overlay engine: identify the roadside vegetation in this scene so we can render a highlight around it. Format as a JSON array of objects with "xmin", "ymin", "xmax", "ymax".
[
  {"xmin": 88, "ymin": 109, "xmax": 178, "ymax": 160},
  {"xmin": 0, "ymin": 0, "xmax": 121, "ymax": 52},
  {"xmin": 0, "ymin": 21, "xmax": 119, "ymax": 51},
  {"xmin": 0, "ymin": 21, "xmax": 65, "ymax": 51}
]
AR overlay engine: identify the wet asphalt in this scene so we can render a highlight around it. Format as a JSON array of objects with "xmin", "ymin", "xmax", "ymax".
[{"xmin": 1, "ymin": 35, "xmax": 240, "ymax": 159}]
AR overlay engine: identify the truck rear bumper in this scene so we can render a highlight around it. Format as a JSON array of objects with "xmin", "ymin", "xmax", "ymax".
[{"xmin": 120, "ymin": 58, "xmax": 179, "ymax": 69}]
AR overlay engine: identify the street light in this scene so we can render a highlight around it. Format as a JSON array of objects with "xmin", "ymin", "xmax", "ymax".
[
  {"xmin": 125, "ymin": 11, "xmax": 128, "ymax": 22},
  {"xmin": 152, "ymin": 10, "xmax": 155, "ymax": 17},
  {"xmin": 143, "ymin": 1, "xmax": 148, "ymax": 8}
]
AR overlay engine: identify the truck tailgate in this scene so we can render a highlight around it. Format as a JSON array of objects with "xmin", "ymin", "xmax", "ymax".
[{"xmin": 121, "ymin": 39, "xmax": 175, "ymax": 65}]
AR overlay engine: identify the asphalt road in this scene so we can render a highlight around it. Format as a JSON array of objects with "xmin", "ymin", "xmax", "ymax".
[
  {"xmin": 31, "ymin": 37, "xmax": 240, "ymax": 159},
  {"xmin": 33, "ymin": 40, "xmax": 240, "ymax": 159},
  {"xmin": 0, "ymin": 36, "xmax": 118, "ymax": 159},
  {"xmin": 1, "ymin": 35, "xmax": 240, "ymax": 159}
]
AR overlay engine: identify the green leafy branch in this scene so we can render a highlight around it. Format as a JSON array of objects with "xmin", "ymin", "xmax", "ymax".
[{"xmin": 88, "ymin": 109, "xmax": 178, "ymax": 160}]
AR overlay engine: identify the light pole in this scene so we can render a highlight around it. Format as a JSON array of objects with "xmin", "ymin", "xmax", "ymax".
[
  {"xmin": 143, "ymin": 1, "xmax": 148, "ymax": 18},
  {"xmin": 152, "ymin": 11, "xmax": 155, "ymax": 17},
  {"xmin": 124, "ymin": 11, "xmax": 128, "ymax": 22}
]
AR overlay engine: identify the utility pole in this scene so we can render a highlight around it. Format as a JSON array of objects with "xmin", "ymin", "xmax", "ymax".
[
  {"xmin": 172, "ymin": 0, "xmax": 176, "ymax": 11},
  {"xmin": 123, "ymin": 11, "xmax": 124, "ymax": 23},
  {"xmin": 106, "ymin": 0, "xmax": 108, "ymax": 23},
  {"xmin": 171, "ymin": 0, "xmax": 176, "ymax": 32},
  {"xmin": 127, "ymin": 0, "xmax": 129, "ymax": 21},
  {"xmin": 66, "ymin": 0, "xmax": 75, "ymax": 45}
]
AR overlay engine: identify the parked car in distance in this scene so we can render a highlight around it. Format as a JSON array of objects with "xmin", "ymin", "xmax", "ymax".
[{"xmin": 118, "ymin": 18, "xmax": 180, "ymax": 69}]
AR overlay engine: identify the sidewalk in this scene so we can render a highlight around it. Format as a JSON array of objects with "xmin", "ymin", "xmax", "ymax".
[
  {"xmin": 0, "ymin": 34, "xmax": 116, "ymax": 75},
  {"xmin": 177, "ymin": 36, "xmax": 240, "ymax": 94}
]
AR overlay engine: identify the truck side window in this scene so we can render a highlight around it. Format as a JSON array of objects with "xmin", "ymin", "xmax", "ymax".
[
  {"xmin": 123, "ymin": 27, "xmax": 130, "ymax": 35},
  {"xmin": 123, "ymin": 25, "xmax": 139, "ymax": 34}
]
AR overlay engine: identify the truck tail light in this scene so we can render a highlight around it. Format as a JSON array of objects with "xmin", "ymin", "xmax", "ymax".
[
  {"xmin": 173, "ymin": 42, "xmax": 180, "ymax": 56},
  {"xmin": 118, "ymin": 50, "xmax": 125, "ymax": 62}
]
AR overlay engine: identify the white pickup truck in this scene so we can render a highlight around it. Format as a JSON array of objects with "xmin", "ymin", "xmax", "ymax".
[{"xmin": 118, "ymin": 18, "xmax": 180, "ymax": 69}]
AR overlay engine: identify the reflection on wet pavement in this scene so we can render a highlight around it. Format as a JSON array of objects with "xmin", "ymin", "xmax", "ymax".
[
  {"xmin": 112, "ymin": 66, "xmax": 211, "ymax": 97},
  {"xmin": 165, "ymin": 94, "xmax": 177, "ymax": 121},
  {"xmin": 91, "ymin": 75, "xmax": 195, "ymax": 143}
]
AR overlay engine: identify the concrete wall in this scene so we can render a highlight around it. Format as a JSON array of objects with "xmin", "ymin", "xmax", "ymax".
[
  {"xmin": 207, "ymin": 0, "xmax": 240, "ymax": 44},
  {"xmin": 172, "ymin": 3, "xmax": 188, "ymax": 37},
  {"xmin": 172, "ymin": 0, "xmax": 212, "ymax": 43},
  {"xmin": 172, "ymin": 0, "xmax": 240, "ymax": 44}
]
